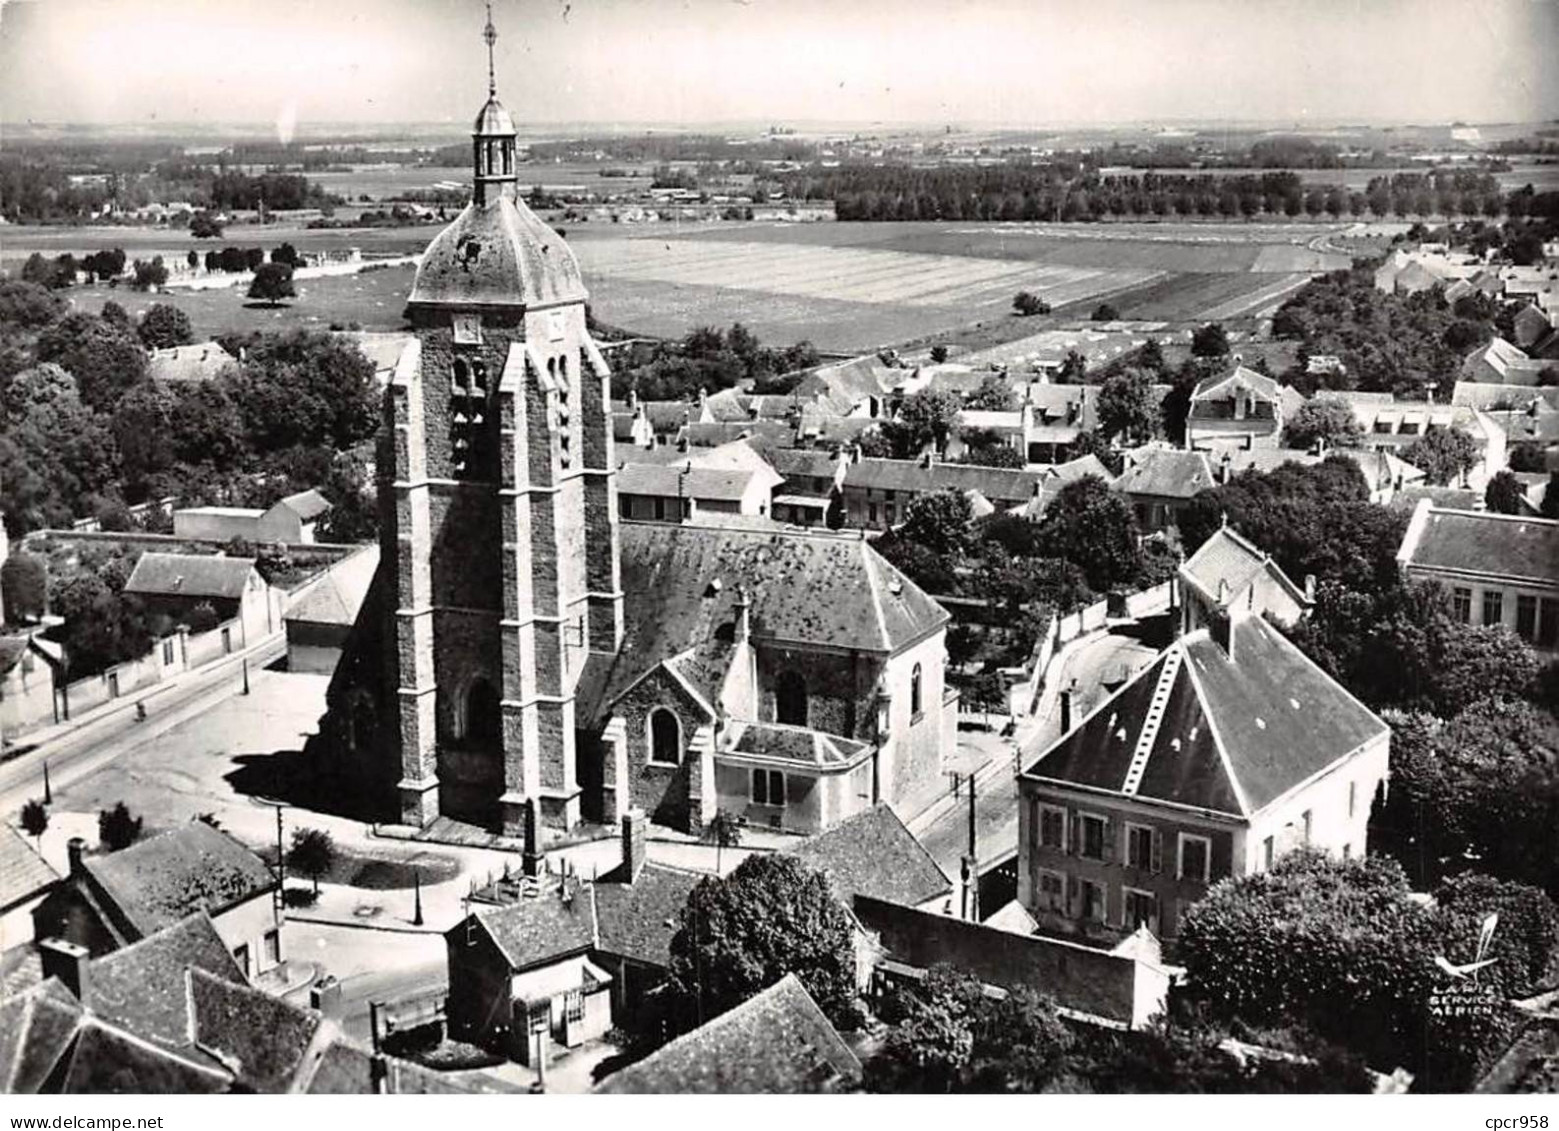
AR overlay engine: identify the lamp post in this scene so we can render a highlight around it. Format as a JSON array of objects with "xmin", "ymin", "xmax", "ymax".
[{"xmin": 412, "ymin": 868, "xmax": 424, "ymax": 926}]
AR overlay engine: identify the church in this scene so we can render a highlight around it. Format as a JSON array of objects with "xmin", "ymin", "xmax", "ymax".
[{"xmin": 318, "ymin": 12, "xmax": 954, "ymax": 857}]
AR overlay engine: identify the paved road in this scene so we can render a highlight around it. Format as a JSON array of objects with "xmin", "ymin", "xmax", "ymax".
[{"xmin": 0, "ymin": 634, "xmax": 286, "ymax": 819}]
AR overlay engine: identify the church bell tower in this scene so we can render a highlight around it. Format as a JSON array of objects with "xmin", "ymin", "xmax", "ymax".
[{"xmin": 381, "ymin": 2, "xmax": 623, "ymax": 849}]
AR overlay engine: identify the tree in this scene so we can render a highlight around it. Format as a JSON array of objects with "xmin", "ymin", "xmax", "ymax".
[
  {"xmin": 20, "ymin": 799, "xmax": 48, "ymax": 844},
  {"xmin": 131, "ymin": 257, "xmax": 169, "ymax": 292},
  {"xmin": 34, "ymin": 312, "xmax": 149, "ymax": 412},
  {"xmin": 1057, "ymin": 350, "xmax": 1088, "ymax": 383},
  {"xmin": 1281, "ymin": 394, "xmax": 1364, "ymax": 450},
  {"xmin": 221, "ymin": 330, "xmax": 376, "ymax": 453},
  {"xmin": 1484, "ymin": 470, "xmax": 1525, "ymax": 515},
  {"xmin": 929, "ymin": 344, "xmax": 950, "ymax": 364},
  {"xmin": 0, "ymin": 364, "xmax": 119, "ymax": 534},
  {"xmin": 53, "ymin": 573, "xmax": 157, "ymax": 677},
  {"xmin": 703, "ymin": 809, "xmax": 743, "ymax": 874},
  {"xmin": 1013, "ymin": 291, "xmax": 1051, "ymax": 316},
  {"xmin": 247, "ymin": 262, "xmax": 296, "ymax": 306},
  {"xmin": 1176, "ymin": 849, "xmax": 1494, "ymax": 1086},
  {"xmin": 1137, "ymin": 337, "xmax": 1166, "ymax": 373},
  {"xmin": 1191, "ymin": 323, "xmax": 1231, "ymax": 358},
  {"xmin": 1403, "ymin": 428, "xmax": 1480, "ymax": 486},
  {"xmin": 960, "ymin": 432, "xmax": 1025, "ymax": 468},
  {"xmin": 271, "ymin": 242, "xmax": 303, "ymax": 268},
  {"xmin": 1037, "ymin": 476, "xmax": 1143, "ymax": 591},
  {"xmin": 1373, "ymin": 702, "xmax": 1559, "ymax": 895},
  {"xmin": 900, "ymin": 488, "xmax": 975, "ymax": 557},
  {"xmin": 98, "ymin": 802, "xmax": 144, "ymax": 851},
  {"xmin": 664, "ymin": 853, "xmax": 858, "ymax": 1033},
  {"xmin": 1, "ymin": 551, "xmax": 48, "ymax": 622},
  {"xmin": 137, "ymin": 304, "xmax": 194, "ymax": 350},
  {"xmin": 189, "ymin": 211, "xmax": 224, "ymax": 238},
  {"xmin": 893, "ymin": 388, "xmax": 962, "ymax": 455},
  {"xmin": 1091, "ymin": 302, "xmax": 1121, "ymax": 322},
  {"xmin": 0, "ymin": 280, "xmax": 68, "ymax": 329},
  {"xmin": 964, "ymin": 374, "xmax": 1015, "ymax": 412},
  {"xmin": 289, "ymin": 827, "xmax": 337, "ymax": 894},
  {"xmin": 111, "ymin": 382, "xmax": 178, "ymax": 485},
  {"xmin": 1095, "ymin": 368, "xmax": 1160, "ymax": 445}
]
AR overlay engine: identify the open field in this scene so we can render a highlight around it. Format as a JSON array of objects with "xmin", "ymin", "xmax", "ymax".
[{"xmin": 9, "ymin": 218, "xmax": 1350, "ymax": 352}]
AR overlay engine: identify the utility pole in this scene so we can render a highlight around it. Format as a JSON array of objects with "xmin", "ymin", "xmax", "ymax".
[
  {"xmin": 412, "ymin": 868, "xmax": 424, "ymax": 926},
  {"xmin": 242, "ymin": 656, "xmax": 250, "ymax": 695},
  {"xmin": 42, "ymin": 760, "xmax": 51, "ymax": 805},
  {"xmin": 964, "ymin": 773, "xmax": 979, "ymax": 923},
  {"xmin": 273, "ymin": 805, "xmax": 285, "ymax": 927}
]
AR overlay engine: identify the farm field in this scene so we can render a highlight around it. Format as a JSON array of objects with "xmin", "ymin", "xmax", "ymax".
[{"xmin": 8, "ymin": 218, "xmax": 1350, "ymax": 353}]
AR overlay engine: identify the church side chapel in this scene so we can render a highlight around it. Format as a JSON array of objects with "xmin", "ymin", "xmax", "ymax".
[{"xmin": 317, "ymin": 10, "xmax": 956, "ymax": 859}]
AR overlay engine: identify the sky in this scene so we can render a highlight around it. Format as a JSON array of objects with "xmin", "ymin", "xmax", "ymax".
[{"xmin": 0, "ymin": 0, "xmax": 1556, "ymax": 130}]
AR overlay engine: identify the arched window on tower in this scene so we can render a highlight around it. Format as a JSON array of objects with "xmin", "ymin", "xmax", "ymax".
[
  {"xmin": 471, "ymin": 360, "xmax": 487, "ymax": 391},
  {"xmin": 648, "ymin": 708, "xmax": 681, "ymax": 765},
  {"xmin": 911, "ymin": 663, "xmax": 923, "ymax": 719},
  {"xmin": 502, "ymin": 144, "xmax": 513, "ymax": 176},
  {"xmin": 452, "ymin": 357, "xmax": 469, "ymax": 394},
  {"xmin": 464, "ymin": 678, "xmax": 501, "ymax": 747},
  {"xmin": 776, "ymin": 671, "xmax": 808, "ymax": 726}
]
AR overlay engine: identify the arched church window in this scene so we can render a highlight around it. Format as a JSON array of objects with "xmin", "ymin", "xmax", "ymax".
[
  {"xmin": 911, "ymin": 664, "xmax": 923, "ymax": 718},
  {"xmin": 472, "ymin": 360, "xmax": 487, "ymax": 391},
  {"xmin": 465, "ymin": 678, "xmax": 500, "ymax": 746},
  {"xmin": 776, "ymin": 671, "xmax": 808, "ymax": 726},
  {"xmin": 649, "ymin": 708, "xmax": 681, "ymax": 765}
]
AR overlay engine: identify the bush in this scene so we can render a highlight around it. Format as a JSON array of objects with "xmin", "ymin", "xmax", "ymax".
[
  {"xmin": 99, "ymin": 802, "xmax": 144, "ymax": 851},
  {"xmin": 2, "ymin": 551, "xmax": 48, "ymax": 622},
  {"xmin": 185, "ymin": 601, "xmax": 221, "ymax": 634}
]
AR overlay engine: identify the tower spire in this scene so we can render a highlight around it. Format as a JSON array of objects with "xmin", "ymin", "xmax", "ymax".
[{"xmin": 483, "ymin": 1, "xmax": 498, "ymax": 96}]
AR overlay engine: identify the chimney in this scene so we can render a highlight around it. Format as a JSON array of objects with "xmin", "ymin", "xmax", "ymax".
[
  {"xmin": 627, "ymin": 386, "xmax": 638, "ymax": 412},
  {"xmin": 1059, "ymin": 686, "xmax": 1074, "ymax": 733},
  {"xmin": 67, "ymin": 836, "xmax": 86, "ymax": 878},
  {"xmin": 733, "ymin": 586, "xmax": 751, "ymax": 643},
  {"xmin": 1210, "ymin": 610, "xmax": 1235, "ymax": 663},
  {"xmin": 1304, "ymin": 573, "xmax": 1317, "ymax": 603},
  {"xmin": 39, "ymin": 938, "xmax": 90, "ymax": 999},
  {"xmin": 621, "ymin": 808, "xmax": 647, "ymax": 883}
]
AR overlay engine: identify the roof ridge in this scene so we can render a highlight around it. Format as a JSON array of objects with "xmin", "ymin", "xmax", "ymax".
[{"xmin": 1178, "ymin": 637, "xmax": 1251, "ymax": 817}]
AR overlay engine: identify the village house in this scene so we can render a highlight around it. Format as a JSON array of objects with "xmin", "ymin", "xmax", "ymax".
[
  {"xmin": 32, "ymin": 822, "xmax": 283, "ymax": 981},
  {"xmin": 594, "ymin": 974, "xmax": 861, "ymax": 1094},
  {"xmin": 1176, "ymin": 524, "xmax": 1313, "ymax": 635},
  {"xmin": 0, "ymin": 634, "xmax": 65, "ymax": 743},
  {"xmin": 1373, "ymin": 248, "xmax": 1481, "ymax": 295},
  {"xmin": 1397, "ymin": 501, "xmax": 1559, "ymax": 658},
  {"xmin": 445, "ymin": 811, "xmax": 700, "ymax": 1063},
  {"xmin": 1184, "ymin": 365, "xmax": 1307, "ymax": 453},
  {"xmin": 839, "ymin": 455, "xmax": 1046, "ymax": 531},
  {"xmin": 7, "ymin": 912, "xmax": 500, "ymax": 1094},
  {"xmin": 763, "ymin": 447, "xmax": 847, "ymax": 527},
  {"xmin": 1461, "ymin": 337, "xmax": 1552, "ymax": 386},
  {"xmin": 1017, "ymin": 607, "xmax": 1389, "ymax": 945},
  {"xmin": 0, "ymin": 823, "xmax": 58, "ymax": 949},
  {"xmin": 1329, "ymin": 392, "xmax": 1507, "ymax": 489},
  {"xmin": 122, "ymin": 553, "xmax": 277, "ymax": 650},
  {"xmin": 615, "ymin": 462, "xmax": 778, "ymax": 522},
  {"xmin": 1113, "ymin": 446, "xmax": 1216, "ymax": 533}
]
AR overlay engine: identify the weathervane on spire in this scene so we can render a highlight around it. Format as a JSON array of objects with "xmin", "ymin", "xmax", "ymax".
[{"xmin": 483, "ymin": 0, "xmax": 499, "ymax": 96}]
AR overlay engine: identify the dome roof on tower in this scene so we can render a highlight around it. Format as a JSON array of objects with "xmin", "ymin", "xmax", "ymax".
[
  {"xmin": 474, "ymin": 95, "xmax": 516, "ymax": 136},
  {"xmin": 407, "ymin": 195, "xmax": 588, "ymax": 309}
]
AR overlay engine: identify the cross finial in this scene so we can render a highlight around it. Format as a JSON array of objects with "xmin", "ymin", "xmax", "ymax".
[{"xmin": 483, "ymin": 0, "xmax": 498, "ymax": 95}]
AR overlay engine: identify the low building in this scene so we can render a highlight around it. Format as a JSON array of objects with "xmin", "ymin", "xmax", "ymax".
[
  {"xmin": 122, "ymin": 553, "xmax": 275, "ymax": 648},
  {"xmin": 0, "ymin": 634, "xmax": 63, "ymax": 743},
  {"xmin": 284, "ymin": 545, "xmax": 380, "ymax": 674},
  {"xmin": 1330, "ymin": 392, "xmax": 1506, "ymax": 489},
  {"xmin": 1017, "ymin": 612, "xmax": 1390, "ymax": 945},
  {"xmin": 1177, "ymin": 524, "xmax": 1313, "ymax": 635},
  {"xmin": 840, "ymin": 456, "xmax": 1046, "ymax": 531},
  {"xmin": 1397, "ymin": 501, "xmax": 1559, "ymax": 657},
  {"xmin": 145, "ymin": 342, "xmax": 237, "ymax": 386},
  {"xmin": 764, "ymin": 447, "xmax": 846, "ymax": 527},
  {"xmin": 32, "ymin": 822, "xmax": 283, "ymax": 980},
  {"xmin": 172, "ymin": 490, "xmax": 332, "ymax": 545},
  {"xmin": 0, "ymin": 824, "xmax": 58, "ymax": 949},
  {"xmin": 789, "ymin": 802, "xmax": 953, "ymax": 914},
  {"xmin": 616, "ymin": 461, "xmax": 779, "ymax": 522},
  {"xmin": 594, "ymin": 973, "xmax": 861, "ymax": 1094}
]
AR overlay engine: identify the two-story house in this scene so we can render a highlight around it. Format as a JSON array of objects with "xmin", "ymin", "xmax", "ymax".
[
  {"xmin": 1176, "ymin": 524, "xmax": 1313, "ymax": 635},
  {"xmin": 1185, "ymin": 366, "xmax": 1307, "ymax": 453},
  {"xmin": 1017, "ymin": 612, "xmax": 1389, "ymax": 945},
  {"xmin": 1397, "ymin": 500, "xmax": 1559, "ymax": 658}
]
